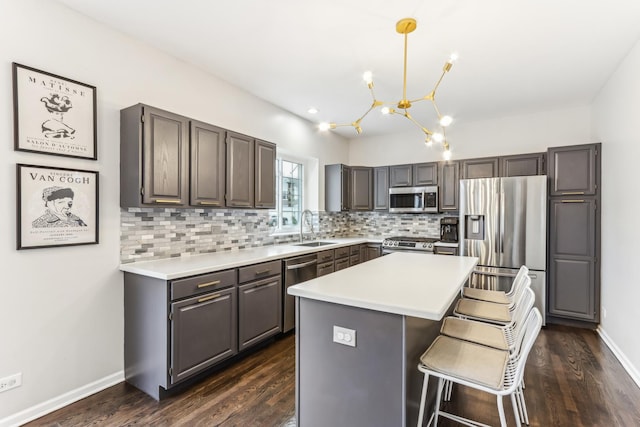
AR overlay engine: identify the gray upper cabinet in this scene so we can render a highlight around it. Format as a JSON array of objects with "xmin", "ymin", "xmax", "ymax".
[
  {"xmin": 190, "ymin": 120, "xmax": 226, "ymax": 208},
  {"xmin": 548, "ymin": 144, "xmax": 598, "ymax": 196},
  {"xmin": 254, "ymin": 139, "xmax": 276, "ymax": 209},
  {"xmin": 439, "ymin": 161, "xmax": 460, "ymax": 211},
  {"xmin": 226, "ymin": 132, "xmax": 255, "ymax": 208},
  {"xmin": 120, "ymin": 104, "xmax": 189, "ymax": 207},
  {"xmin": 461, "ymin": 157, "xmax": 500, "ymax": 179},
  {"xmin": 373, "ymin": 167, "xmax": 389, "ymax": 210},
  {"xmin": 350, "ymin": 167, "xmax": 373, "ymax": 211},
  {"xmin": 413, "ymin": 162, "xmax": 438, "ymax": 185},
  {"xmin": 389, "ymin": 164, "xmax": 413, "ymax": 187},
  {"xmin": 325, "ymin": 164, "xmax": 351, "ymax": 212},
  {"xmin": 500, "ymin": 153, "xmax": 545, "ymax": 177}
]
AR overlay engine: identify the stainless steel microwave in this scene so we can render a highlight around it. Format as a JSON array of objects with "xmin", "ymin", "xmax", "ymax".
[{"xmin": 389, "ymin": 186, "xmax": 438, "ymax": 213}]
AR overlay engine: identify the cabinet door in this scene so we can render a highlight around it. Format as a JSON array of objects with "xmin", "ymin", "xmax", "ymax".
[
  {"xmin": 350, "ymin": 167, "xmax": 373, "ymax": 211},
  {"xmin": 413, "ymin": 162, "xmax": 438, "ymax": 185},
  {"xmin": 341, "ymin": 165, "xmax": 351, "ymax": 211},
  {"xmin": 238, "ymin": 276, "xmax": 282, "ymax": 351},
  {"xmin": 389, "ymin": 164, "xmax": 413, "ymax": 187},
  {"xmin": 548, "ymin": 199, "xmax": 598, "ymax": 321},
  {"xmin": 142, "ymin": 106, "xmax": 189, "ymax": 206},
  {"xmin": 366, "ymin": 244, "xmax": 381, "ymax": 261},
  {"xmin": 190, "ymin": 121, "xmax": 225, "ymax": 207},
  {"xmin": 226, "ymin": 132, "xmax": 255, "ymax": 207},
  {"xmin": 170, "ymin": 287, "xmax": 237, "ymax": 384},
  {"xmin": 548, "ymin": 144, "xmax": 598, "ymax": 196},
  {"xmin": 461, "ymin": 157, "xmax": 499, "ymax": 179},
  {"xmin": 255, "ymin": 139, "xmax": 276, "ymax": 208},
  {"xmin": 373, "ymin": 167, "xmax": 389, "ymax": 210},
  {"xmin": 439, "ymin": 161, "xmax": 460, "ymax": 211},
  {"xmin": 500, "ymin": 153, "xmax": 545, "ymax": 177}
]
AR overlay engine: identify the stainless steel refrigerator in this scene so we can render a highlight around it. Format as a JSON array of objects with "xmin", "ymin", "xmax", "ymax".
[{"xmin": 459, "ymin": 176, "xmax": 546, "ymax": 324}]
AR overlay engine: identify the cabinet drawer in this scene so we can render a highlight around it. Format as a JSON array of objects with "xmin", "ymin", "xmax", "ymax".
[
  {"xmin": 317, "ymin": 261, "xmax": 335, "ymax": 277},
  {"xmin": 335, "ymin": 258, "xmax": 350, "ymax": 271},
  {"xmin": 238, "ymin": 260, "xmax": 281, "ymax": 283},
  {"xmin": 334, "ymin": 247, "xmax": 349, "ymax": 259},
  {"xmin": 350, "ymin": 254, "xmax": 360, "ymax": 266},
  {"xmin": 317, "ymin": 249, "xmax": 335, "ymax": 263},
  {"xmin": 171, "ymin": 269, "xmax": 236, "ymax": 300},
  {"xmin": 350, "ymin": 245, "xmax": 361, "ymax": 255},
  {"xmin": 434, "ymin": 246, "xmax": 458, "ymax": 256}
]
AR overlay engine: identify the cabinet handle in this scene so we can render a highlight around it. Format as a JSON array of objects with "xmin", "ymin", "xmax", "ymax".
[
  {"xmin": 561, "ymin": 199, "xmax": 585, "ymax": 203},
  {"xmin": 254, "ymin": 269, "xmax": 271, "ymax": 275},
  {"xmin": 153, "ymin": 199, "xmax": 182, "ymax": 204},
  {"xmin": 561, "ymin": 191, "xmax": 585, "ymax": 195},
  {"xmin": 198, "ymin": 293, "xmax": 221, "ymax": 303},
  {"xmin": 199, "ymin": 201, "xmax": 220, "ymax": 206},
  {"xmin": 197, "ymin": 280, "xmax": 221, "ymax": 288}
]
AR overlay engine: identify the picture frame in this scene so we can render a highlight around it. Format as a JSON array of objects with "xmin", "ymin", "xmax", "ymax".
[
  {"xmin": 17, "ymin": 164, "xmax": 99, "ymax": 250},
  {"xmin": 12, "ymin": 63, "xmax": 97, "ymax": 160}
]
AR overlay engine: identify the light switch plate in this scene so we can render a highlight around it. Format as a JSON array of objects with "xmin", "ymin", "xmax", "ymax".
[{"xmin": 333, "ymin": 325, "xmax": 356, "ymax": 347}]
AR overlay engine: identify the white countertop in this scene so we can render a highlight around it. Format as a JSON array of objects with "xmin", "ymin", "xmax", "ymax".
[
  {"xmin": 288, "ymin": 252, "xmax": 478, "ymax": 320},
  {"xmin": 119, "ymin": 237, "xmax": 381, "ymax": 280}
]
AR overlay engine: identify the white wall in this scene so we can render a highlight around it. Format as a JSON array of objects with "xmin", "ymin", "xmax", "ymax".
[
  {"xmin": 592, "ymin": 39, "xmax": 640, "ymax": 385},
  {"xmin": 0, "ymin": 0, "xmax": 348, "ymax": 423},
  {"xmin": 349, "ymin": 105, "xmax": 592, "ymax": 165}
]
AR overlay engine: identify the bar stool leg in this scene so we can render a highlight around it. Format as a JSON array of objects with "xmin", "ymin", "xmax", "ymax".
[
  {"xmin": 434, "ymin": 377, "xmax": 444, "ymax": 425},
  {"xmin": 510, "ymin": 393, "xmax": 521, "ymax": 426},
  {"xmin": 497, "ymin": 395, "xmax": 507, "ymax": 427},
  {"xmin": 416, "ymin": 373, "xmax": 430, "ymax": 427}
]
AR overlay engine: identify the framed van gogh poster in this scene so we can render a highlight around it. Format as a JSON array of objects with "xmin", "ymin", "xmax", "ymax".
[
  {"xmin": 17, "ymin": 164, "xmax": 99, "ymax": 250},
  {"xmin": 12, "ymin": 63, "xmax": 97, "ymax": 160}
]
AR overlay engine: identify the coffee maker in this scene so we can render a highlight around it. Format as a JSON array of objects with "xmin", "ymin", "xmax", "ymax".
[{"xmin": 440, "ymin": 217, "xmax": 459, "ymax": 243}]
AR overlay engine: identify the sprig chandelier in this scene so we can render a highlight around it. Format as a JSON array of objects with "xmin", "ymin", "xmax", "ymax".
[{"xmin": 319, "ymin": 18, "xmax": 456, "ymax": 160}]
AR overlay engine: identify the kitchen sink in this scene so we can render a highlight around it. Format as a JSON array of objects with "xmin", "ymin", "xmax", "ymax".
[{"xmin": 294, "ymin": 241, "xmax": 336, "ymax": 247}]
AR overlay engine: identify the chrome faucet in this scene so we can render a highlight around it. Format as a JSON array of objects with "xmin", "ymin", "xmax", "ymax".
[{"xmin": 300, "ymin": 209, "xmax": 315, "ymax": 242}]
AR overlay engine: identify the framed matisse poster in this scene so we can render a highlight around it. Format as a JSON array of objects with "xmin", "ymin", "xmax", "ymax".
[
  {"xmin": 17, "ymin": 164, "xmax": 99, "ymax": 250},
  {"xmin": 12, "ymin": 63, "xmax": 97, "ymax": 160}
]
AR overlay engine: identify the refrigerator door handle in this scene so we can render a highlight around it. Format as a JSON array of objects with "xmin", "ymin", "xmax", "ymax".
[{"xmin": 500, "ymin": 192, "xmax": 505, "ymax": 253}]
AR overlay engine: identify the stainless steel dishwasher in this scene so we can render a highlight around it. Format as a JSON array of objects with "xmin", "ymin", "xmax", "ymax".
[{"xmin": 283, "ymin": 253, "xmax": 318, "ymax": 332}]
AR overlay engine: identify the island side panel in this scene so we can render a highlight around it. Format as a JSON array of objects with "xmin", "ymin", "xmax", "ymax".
[{"xmin": 297, "ymin": 298, "xmax": 405, "ymax": 427}]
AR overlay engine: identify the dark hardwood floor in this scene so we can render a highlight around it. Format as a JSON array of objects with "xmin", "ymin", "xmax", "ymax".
[{"xmin": 25, "ymin": 325, "xmax": 640, "ymax": 427}]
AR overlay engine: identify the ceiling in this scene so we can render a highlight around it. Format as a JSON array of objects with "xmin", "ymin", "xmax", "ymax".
[{"xmin": 56, "ymin": 0, "xmax": 640, "ymax": 138}]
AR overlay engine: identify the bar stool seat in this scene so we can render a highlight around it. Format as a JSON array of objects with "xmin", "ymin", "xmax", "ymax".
[
  {"xmin": 463, "ymin": 287, "xmax": 511, "ymax": 304},
  {"xmin": 441, "ymin": 316, "xmax": 508, "ymax": 350},
  {"xmin": 454, "ymin": 298, "xmax": 512, "ymax": 324}
]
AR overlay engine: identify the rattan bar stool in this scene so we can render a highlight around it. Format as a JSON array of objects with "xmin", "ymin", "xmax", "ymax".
[
  {"xmin": 462, "ymin": 266, "xmax": 529, "ymax": 305},
  {"xmin": 416, "ymin": 308, "xmax": 543, "ymax": 427}
]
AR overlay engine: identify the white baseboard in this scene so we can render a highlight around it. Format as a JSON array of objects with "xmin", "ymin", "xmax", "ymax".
[
  {"xmin": 0, "ymin": 371, "xmax": 124, "ymax": 427},
  {"xmin": 598, "ymin": 327, "xmax": 640, "ymax": 389}
]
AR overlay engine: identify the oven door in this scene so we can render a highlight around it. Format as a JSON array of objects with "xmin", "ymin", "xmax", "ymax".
[{"xmin": 381, "ymin": 248, "xmax": 434, "ymax": 256}]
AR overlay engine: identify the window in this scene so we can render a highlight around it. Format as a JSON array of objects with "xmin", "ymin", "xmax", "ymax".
[{"xmin": 270, "ymin": 158, "xmax": 303, "ymax": 232}]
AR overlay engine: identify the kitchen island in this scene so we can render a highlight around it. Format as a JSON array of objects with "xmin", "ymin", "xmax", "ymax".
[{"xmin": 288, "ymin": 252, "xmax": 478, "ymax": 427}]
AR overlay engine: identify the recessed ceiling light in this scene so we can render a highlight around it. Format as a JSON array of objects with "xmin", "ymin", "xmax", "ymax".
[{"xmin": 307, "ymin": 107, "xmax": 318, "ymax": 114}]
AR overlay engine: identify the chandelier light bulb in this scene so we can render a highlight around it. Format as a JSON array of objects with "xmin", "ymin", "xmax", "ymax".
[
  {"xmin": 432, "ymin": 132, "xmax": 444, "ymax": 143},
  {"xmin": 307, "ymin": 107, "xmax": 318, "ymax": 114},
  {"xmin": 362, "ymin": 71, "xmax": 373, "ymax": 85},
  {"xmin": 439, "ymin": 115, "xmax": 453, "ymax": 127},
  {"xmin": 318, "ymin": 122, "xmax": 331, "ymax": 131},
  {"xmin": 443, "ymin": 147, "xmax": 452, "ymax": 161},
  {"xmin": 448, "ymin": 52, "xmax": 459, "ymax": 63},
  {"xmin": 425, "ymin": 138, "xmax": 433, "ymax": 147},
  {"xmin": 381, "ymin": 106, "xmax": 390, "ymax": 115}
]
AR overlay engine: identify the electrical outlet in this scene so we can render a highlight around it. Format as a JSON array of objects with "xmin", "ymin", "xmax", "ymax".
[
  {"xmin": 333, "ymin": 326, "xmax": 356, "ymax": 347},
  {"xmin": 0, "ymin": 373, "xmax": 22, "ymax": 393}
]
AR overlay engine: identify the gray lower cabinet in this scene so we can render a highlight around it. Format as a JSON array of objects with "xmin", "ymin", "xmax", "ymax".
[
  {"xmin": 439, "ymin": 161, "xmax": 460, "ymax": 212},
  {"xmin": 548, "ymin": 198, "xmax": 599, "ymax": 322},
  {"xmin": 461, "ymin": 157, "xmax": 500, "ymax": 179},
  {"xmin": 120, "ymin": 104, "xmax": 189, "ymax": 207},
  {"xmin": 226, "ymin": 132, "xmax": 255, "ymax": 208},
  {"xmin": 238, "ymin": 261, "xmax": 282, "ymax": 351},
  {"xmin": 255, "ymin": 139, "xmax": 276, "ymax": 208},
  {"xmin": 434, "ymin": 245, "xmax": 459, "ymax": 256},
  {"xmin": 170, "ymin": 286, "xmax": 237, "ymax": 384},
  {"xmin": 500, "ymin": 153, "xmax": 545, "ymax": 177},
  {"xmin": 334, "ymin": 246, "xmax": 350, "ymax": 271},
  {"xmin": 124, "ymin": 268, "xmax": 237, "ymax": 400},
  {"xmin": 365, "ymin": 243, "xmax": 381, "ymax": 261},
  {"xmin": 325, "ymin": 164, "xmax": 351, "ymax": 212},
  {"xmin": 413, "ymin": 162, "xmax": 438, "ymax": 185},
  {"xmin": 373, "ymin": 167, "xmax": 389, "ymax": 210},
  {"xmin": 317, "ymin": 250, "xmax": 335, "ymax": 277},
  {"xmin": 350, "ymin": 167, "xmax": 373, "ymax": 211},
  {"xmin": 190, "ymin": 120, "xmax": 226, "ymax": 207}
]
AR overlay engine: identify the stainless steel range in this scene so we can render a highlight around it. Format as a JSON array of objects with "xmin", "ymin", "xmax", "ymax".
[{"xmin": 381, "ymin": 236, "xmax": 438, "ymax": 255}]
